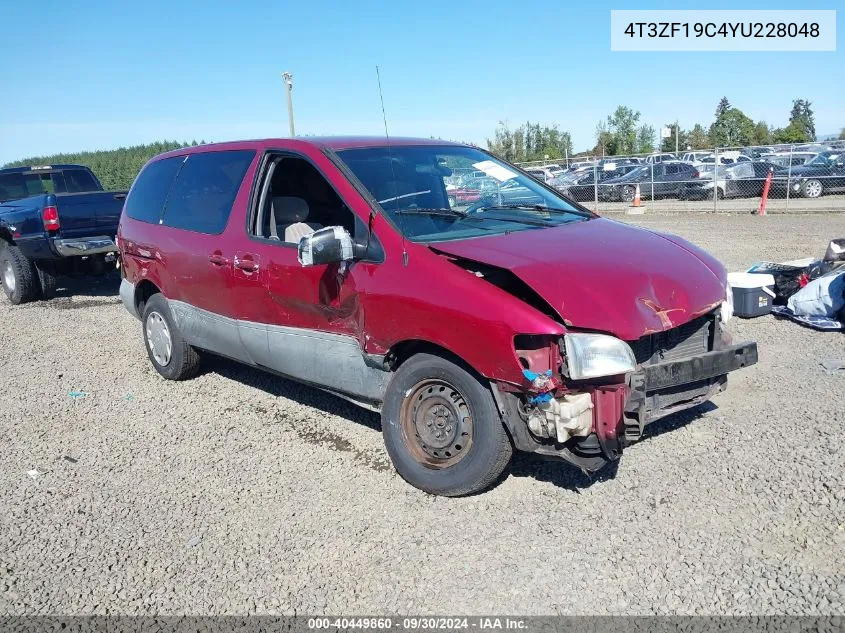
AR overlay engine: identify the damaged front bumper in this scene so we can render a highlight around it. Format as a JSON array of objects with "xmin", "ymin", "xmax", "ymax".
[
  {"xmin": 626, "ymin": 341, "xmax": 758, "ymax": 427},
  {"xmin": 500, "ymin": 339, "xmax": 758, "ymax": 473}
]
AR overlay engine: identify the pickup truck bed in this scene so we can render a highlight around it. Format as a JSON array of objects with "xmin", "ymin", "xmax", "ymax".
[{"xmin": 0, "ymin": 164, "xmax": 126, "ymax": 304}]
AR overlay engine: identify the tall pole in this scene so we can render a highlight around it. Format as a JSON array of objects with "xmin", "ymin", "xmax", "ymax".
[
  {"xmin": 675, "ymin": 119, "xmax": 679, "ymax": 155},
  {"xmin": 282, "ymin": 72, "xmax": 295, "ymax": 137}
]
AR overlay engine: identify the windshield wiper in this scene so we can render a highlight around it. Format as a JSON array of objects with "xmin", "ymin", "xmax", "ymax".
[
  {"xmin": 476, "ymin": 204, "xmax": 593, "ymax": 218},
  {"xmin": 395, "ymin": 207, "xmax": 467, "ymax": 218},
  {"xmin": 462, "ymin": 212, "xmax": 556, "ymax": 227}
]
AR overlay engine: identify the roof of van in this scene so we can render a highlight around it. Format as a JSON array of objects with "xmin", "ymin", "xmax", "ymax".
[{"xmin": 153, "ymin": 137, "xmax": 466, "ymax": 161}]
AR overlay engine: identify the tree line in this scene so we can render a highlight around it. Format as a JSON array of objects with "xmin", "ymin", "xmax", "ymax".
[
  {"xmin": 2, "ymin": 141, "xmax": 205, "ymax": 190},
  {"xmin": 658, "ymin": 97, "xmax": 818, "ymax": 153},
  {"xmin": 488, "ymin": 97, "xmax": 832, "ymax": 162}
]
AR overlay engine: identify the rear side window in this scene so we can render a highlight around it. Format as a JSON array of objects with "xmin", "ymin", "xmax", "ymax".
[
  {"xmin": 62, "ymin": 169, "xmax": 100, "ymax": 193},
  {"xmin": 124, "ymin": 157, "xmax": 184, "ymax": 224},
  {"xmin": 161, "ymin": 150, "xmax": 255, "ymax": 235}
]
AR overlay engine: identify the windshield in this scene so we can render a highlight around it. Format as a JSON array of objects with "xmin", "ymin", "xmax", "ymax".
[
  {"xmin": 807, "ymin": 152, "xmax": 841, "ymax": 167},
  {"xmin": 620, "ymin": 166, "xmax": 649, "ymax": 178},
  {"xmin": 335, "ymin": 145, "xmax": 591, "ymax": 242}
]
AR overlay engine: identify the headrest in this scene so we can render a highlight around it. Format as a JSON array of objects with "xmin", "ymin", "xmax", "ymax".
[{"xmin": 271, "ymin": 196, "xmax": 309, "ymax": 223}]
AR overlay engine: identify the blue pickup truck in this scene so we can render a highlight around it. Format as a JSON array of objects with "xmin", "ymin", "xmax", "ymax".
[{"xmin": 0, "ymin": 164, "xmax": 126, "ymax": 304}]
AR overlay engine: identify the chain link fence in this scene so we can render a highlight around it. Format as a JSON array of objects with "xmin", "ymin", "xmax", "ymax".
[{"xmin": 510, "ymin": 141, "xmax": 845, "ymax": 214}]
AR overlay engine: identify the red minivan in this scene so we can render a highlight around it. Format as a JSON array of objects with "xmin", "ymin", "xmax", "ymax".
[{"xmin": 118, "ymin": 138, "xmax": 757, "ymax": 496}]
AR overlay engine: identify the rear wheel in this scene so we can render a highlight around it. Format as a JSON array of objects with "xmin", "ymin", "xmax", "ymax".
[
  {"xmin": 142, "ymin": 293, "xmax": 201, "ymax": 380},
  {"xmin": 35, "ymin": 263, "xmax": 58, "ymax": 299},
  {"xmin": 0, "ymin": 245, "xmax": 38, "ymax": 305},
  {"xmin": 802, "ymin": 179, "xmax": 823, "ymax": 198},
  {"xmin": 381, "ymin": 353, "xmax": 512, "ymax": 496}
]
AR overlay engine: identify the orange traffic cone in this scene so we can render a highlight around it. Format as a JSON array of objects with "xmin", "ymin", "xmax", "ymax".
[{"xmin": 632, "ymin": 183, "xmax": 643, "ymax": 208}]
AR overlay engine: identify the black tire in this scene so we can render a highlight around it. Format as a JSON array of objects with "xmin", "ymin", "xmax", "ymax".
[
  {"xmin": 381, "ymin": 353, "xmax": 512, "ymax": 496},
  {"xmin": 35, "ymin": 263, "xmax": 58, "ymax": 300},
  {"xmin": 142, "ymin": 293, "xmax": 201, "ymax": 380},
  {"xmin": 0, "ymin": 245, "xmax": 38, "ymax": 305}
]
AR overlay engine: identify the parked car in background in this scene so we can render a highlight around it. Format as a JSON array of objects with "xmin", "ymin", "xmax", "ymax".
[
  {"xmin": 601, "ymin": 162, "xmax": 699, "ymax": 201},
  {"xmin": 597, "ymin": 157, "xmax": 640, "ymax": 168},
  {"xmin": 698, "ymin": 151, "xmax": 751, "ymax": 165},
  {"xmin": 0, "ymin": 164, "xmax": 125, "ymax": 304},
  {"xmin": 760, "ymin": 152, "xmax": 817, "ymax": 168},
  {"xmin": 524, "ymin": 165, "xmax": 565, "ymax": 182},
  {"xmin": 742, "ymin": 146, "xmax": 776, "ymax": 160},
  {"xmin": 117, "ymin": 136, "xmax": 755, "ymax": 496},
  {"xmin": 680, "ymin": 161, "xmax": 788, "ymax": 200},
  {"xmin": 643, "ymin": 153, "xmax": 678, "ymax": 164},
  {"xmin": 566, "ymin": 160, "xmax": 596, "ymax": 172},
  {"xmin": 681, "ymin": 152, "xmax": 713, "ymax": 164},
  {"xmin": 551, "ymin": 164, "xmax": 641, "ymax": 201},
  {"xmin": 447, "ymin": 176, "xmax": 500, "ymax": 206},
  {"xmin": 784, "ymin": 150, "xmax": 845, "ymax": 198}
]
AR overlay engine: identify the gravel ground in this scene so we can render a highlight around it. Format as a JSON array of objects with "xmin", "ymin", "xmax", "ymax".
[{"xmin": 1, "ymin": 213, "xmax": 843, "ymax": 616}]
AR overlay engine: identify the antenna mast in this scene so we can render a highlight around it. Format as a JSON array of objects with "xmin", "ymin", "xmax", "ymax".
[{"xmin": 376, "ymin": 66, "xmax": 408, "ymax": 266}]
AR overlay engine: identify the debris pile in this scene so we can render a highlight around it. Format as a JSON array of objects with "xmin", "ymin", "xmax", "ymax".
[{"xmin": 744, "ymin": 238, "xmax": 845, "ymax": 331}]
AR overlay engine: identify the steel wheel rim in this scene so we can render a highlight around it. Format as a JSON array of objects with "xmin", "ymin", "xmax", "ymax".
[
  {"xmin": 399, "ymin": 379, "xmax": 473, "ymax": 469},
  {"xmin": 806, "ymin": 180, "xmax": 822, "ymax": 197},
  {"xmin": 2, "ymin": 261, "xmax": 15, "ymax": 293},
  {"xmin": 146, "ymin": 311, "xmax": 173, "ymax": 366}
]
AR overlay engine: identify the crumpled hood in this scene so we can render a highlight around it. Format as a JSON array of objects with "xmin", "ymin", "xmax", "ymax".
[{"xmin": 431, "ymin": 218, "xmax": 727, "ymax": 340}]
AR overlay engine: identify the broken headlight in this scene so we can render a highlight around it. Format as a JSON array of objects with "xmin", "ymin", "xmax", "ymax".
[{"xmin": 564, "ymin": 333, "xmax": 637, "ymax": 380}]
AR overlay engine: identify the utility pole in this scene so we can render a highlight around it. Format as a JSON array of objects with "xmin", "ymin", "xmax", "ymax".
[
  {"xmin": 675, "ymin": 119, "xmax": 679, "ymax": 155},
  {"xmin": 282, "ymin": 72, "xmax": 295, "ymax": 137}
]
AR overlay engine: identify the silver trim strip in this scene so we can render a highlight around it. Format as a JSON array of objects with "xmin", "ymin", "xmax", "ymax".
[{"xmin": 167, "ymin": 299, "xmax": 390, "ymax": 403}]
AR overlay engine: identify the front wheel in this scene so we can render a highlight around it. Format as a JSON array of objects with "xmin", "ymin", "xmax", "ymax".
[
  {"xmin": 802, "ymin": 179, "xmax": 823, "ymax": 198},
  {"xmin": 381, "ymin": 353, "xmax": 512, "ymax": 496}
]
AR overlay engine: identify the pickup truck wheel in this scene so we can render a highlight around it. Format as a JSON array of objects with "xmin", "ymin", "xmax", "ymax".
[
  {"xmin": 382, "ymin": 353, "xmax": 512, "ymax": 496},
  {"xmin": 0, "ymin": 246, "xmax": 38, "ymax": 305},
  {"xmin": 35, "ymin": 263, "xmax": 58, "ymax": 299},
  {"xmin": 142, "ymin": 294, "xmax": 201, "ymax": 380}
]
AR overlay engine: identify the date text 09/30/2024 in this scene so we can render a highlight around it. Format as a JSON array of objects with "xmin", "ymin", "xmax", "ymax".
[{"xmin": 307, "ymin": 617, "xmax": 528, "ymax": 630}]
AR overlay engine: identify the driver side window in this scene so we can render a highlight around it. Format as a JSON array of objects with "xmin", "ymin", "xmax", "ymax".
[{"xmin": 252, "ymin": 155, "xmax": 359, "ymax": 245}]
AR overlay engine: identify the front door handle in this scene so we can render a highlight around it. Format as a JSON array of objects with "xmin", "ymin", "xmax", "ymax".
[
  {"xmin": 208, "ymin": 253, "xmax": 230, "ymax": 267},
  {"xmin": 234, "ymin": 255, "xmax": 259, "ymax": 273}
]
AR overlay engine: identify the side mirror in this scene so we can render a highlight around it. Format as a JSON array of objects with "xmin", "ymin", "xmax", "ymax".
[{"xmin": 298, "ymin": 226, "xmax": 368, "ymax": 267}]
